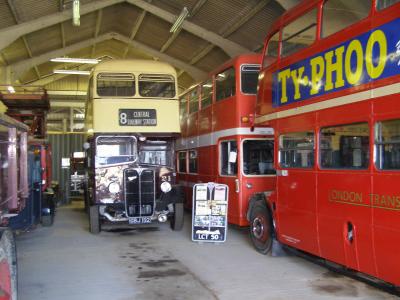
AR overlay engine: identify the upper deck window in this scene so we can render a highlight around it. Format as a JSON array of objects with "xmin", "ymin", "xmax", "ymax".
[
  {"xmin": 241, "ymin": 65, "xmax": 260, "ymax": 94},
  {"xmin": 281, "ymin": 8, "xmax": 317, "ymax": 57},
  {"xmin": 263, "ymin": 31, "xmax": 279, "ymax": 68},
  {"xmin": 97, "ymin": 73, "xmax": 135, "ymax": 97},
  {"xmin": 138, "ymin": 74, "xmax": 176, "ymax": 98},
  {"xmin": 216, "ymin": 67, "xmax": 235, "ymax": 102},
  {"xmin": 322, "ymin": 0, "xmax": 371, "ymax": 38},
  {"xmin": 377, "ymin": 0, "xmax": 400, "ymax": 10},
  {"xmin": 179, "ymin": 95, "xmax": 188, "ymax": 117},
  {"xmin": 95, "ymin": 136, "xmax": 136, "ymax": 166},
  {"xmin": 201, "ymin": 80, "xmax": 212, "ymax": 109},
  {"xmin": 189, "ymin": 87, "xmax": 199, "ymax": 113}
]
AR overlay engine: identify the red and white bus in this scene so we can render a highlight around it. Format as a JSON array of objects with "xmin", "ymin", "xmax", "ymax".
[
  {"xmin": 177, "ymin": 54, "xmax": 275, "ymax": 226},
  {"xmin": 250, "ymin": 0, "xmax": 400, "ymax": 288}
]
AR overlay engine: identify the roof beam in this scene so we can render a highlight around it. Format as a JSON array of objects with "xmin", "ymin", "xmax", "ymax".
[
  {"xmin": 7, "ymin": 0, "xmax": 41, "ymax": 79},
  {"xmin": 159, "ymin": 0, "xmax": 207, "ymax": 53},
  {"xmin": 276, "ymin": 0, "xmax": 299, "ymax": 10},
  {"xmin": 22, "ymin": 37, "xmax": 41, "ymax": 79},
  {"xmin": 50, "ymin": 101, "xmax": 85, "ymax": 108},
  {"xmin": 122, "ymin": 10, "xmax": 147, "ymax": 58},
  {"xmin": 13, "ymin": 32, "xmax": 206, "ymax": 82},
  {"xmin": 47, "ymin": 90, "xmax": 87, "ymax": 96},
  {"xmin": 0, "ymin": 0, "xmax": 124, "ymax": 51},
  {"xmin": 24, "ymin": 58, "xmax": 101, "ymax": 86},
  {"xmin": 126, "ymin": 0, "xmax": 250, "ymax": 57},
  {"xmin": 113, "ymin": 33, "xmax": 207, "ymax": 81},
  {"xmin": 10, "ymin": 33, "xmax": 115, "ymax": 81},
  {"xmin": 60, "ymin": 23, "xmax": 66, "ymax": 48},
  {"xmin": 91, "ymin": 9, "xmax": 103, "ymax": 58},
  {"xmin": 190, "ymin": 0, "xmax": 270, "ymax": 65}
]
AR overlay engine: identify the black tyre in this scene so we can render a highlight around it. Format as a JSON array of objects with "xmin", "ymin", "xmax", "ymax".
[
  {"xmin": 170, "ymin": 203, "xmax": 184, "ymax": 231},
  {"xmin": 249, "ymin": 201, "xmax": 273, "ymax": 255},
  {"xmin": 89, "ymin": 205, "xmax": 100, "ymax": 234},
  {"xmin": 0, "ymin": 229, "xmax": 17, "ymax": 300},
  {"xmin": 41, "ymin": 215, "xmax": 54, "ymax": 227}
]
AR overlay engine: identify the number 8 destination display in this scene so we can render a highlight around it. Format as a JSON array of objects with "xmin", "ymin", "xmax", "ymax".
[{"xmin": 192, "ymin": 183, "xmax": 229, "ymax": 242}]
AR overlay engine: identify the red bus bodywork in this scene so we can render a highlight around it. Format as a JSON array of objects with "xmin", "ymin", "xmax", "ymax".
[
  {"xmin": 177, "ymin": 54, "xmax": 276, "ymax": 226},
  {"xmin": 255, "ymin": 0, "xmax": 400, "ymax": 288}
]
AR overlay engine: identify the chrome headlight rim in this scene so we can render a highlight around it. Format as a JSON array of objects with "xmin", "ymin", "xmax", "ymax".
[
  {"xmin": 160, "ymin": 181, "xmax": 172, "ymax": 193},
  {"xmin": 108, "ymin": 181, "xmax": 120, "ymax": 194}
]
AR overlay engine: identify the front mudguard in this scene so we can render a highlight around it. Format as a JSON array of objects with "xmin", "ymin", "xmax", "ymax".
[{"xmin": 157, "ymin": 184, "xmax": 184, "ymax": 211}]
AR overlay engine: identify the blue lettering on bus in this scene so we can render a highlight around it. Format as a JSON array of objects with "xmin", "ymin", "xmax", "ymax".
[{"xmin": 272, "ymin": 18, "xmax": 400, "ymax": 107}]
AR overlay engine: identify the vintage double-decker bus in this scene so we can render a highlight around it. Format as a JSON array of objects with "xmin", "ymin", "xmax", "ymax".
[
  {"xmin": 0, "ymin": 112, "xmax": 29, "ymax": 300},
  {"xmin": 84, "ymin": 59, "xmax": 184, "ymax": 233},
  {"xmin": 177, "ymin": 54, "xmax": 275, "ymax": 226},
  {"xmin": 250, "ymin": 0, "xmax": 400, "ymax": 289}
]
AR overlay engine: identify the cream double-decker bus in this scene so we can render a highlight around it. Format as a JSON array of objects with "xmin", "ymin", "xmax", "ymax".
[{"xmin": 84, "ymin": 59, "xmax": 184, "ymax": 233}]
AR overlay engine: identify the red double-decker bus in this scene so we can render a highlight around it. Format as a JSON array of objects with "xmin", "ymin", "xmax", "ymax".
[
  {"xmin": 251, "ymin": 0, "xmax": 400, "ymax": 289},
  {"xmin": 177, "ymin": 54, "xmax": 275, "ymax": 226}
]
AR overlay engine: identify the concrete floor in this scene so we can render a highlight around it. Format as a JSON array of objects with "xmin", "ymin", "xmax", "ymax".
[{"xmin": 16, "ymin": 201, "xmax": 397, "ymax": 300}]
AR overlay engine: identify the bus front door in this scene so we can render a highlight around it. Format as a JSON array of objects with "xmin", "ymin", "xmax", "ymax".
[
  {"xmin": 217, "ymin": 138, "xmax": 241, "ymax": 225},
  {"xmin": 276, "ymin": 130, "xmax": 319, "ymax": 255}
]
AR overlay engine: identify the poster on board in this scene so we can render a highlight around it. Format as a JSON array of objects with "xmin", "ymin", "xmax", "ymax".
[{"xmin": 192, "ymin": 183, "xmax": 228, "ymax": 243}]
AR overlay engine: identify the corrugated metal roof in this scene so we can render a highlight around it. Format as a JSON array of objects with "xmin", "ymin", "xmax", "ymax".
[
  {"xmin": 63, "ymin": 12, "xmax": 97, "ymax": 45},
  {"xmin": 194, "ymin": 47, "xmax": 229, "ymax": 72},
  {"xmin": 26, "ymin": 24, "xmax": 63, "ymax": 56},
  {"xmin": 134, "ymin": 14, "xmax": 172, "ymax": 50},
  {"xmin": 0, "ymin": 1, "xmax": 16, "ymax": 30},
  {"xmin": 2, "ymin": 38, "xmax": 29, "ymax": 64},
  {"xmin": 165, "ymin": 31, "xmax": 209, "ymax": 63},
  {"xmin": 15, "ymin": 0, "xmax": 59, "ymax": 22}
]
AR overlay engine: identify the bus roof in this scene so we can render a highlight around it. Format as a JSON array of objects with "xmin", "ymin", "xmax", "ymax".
[
  {"xmin": 92, "ymin": 59, "xmax": 177, "ymax": 75},
  {"xmin": 210, "ymin": 53, "xmax": 261, "ymax": 77}
]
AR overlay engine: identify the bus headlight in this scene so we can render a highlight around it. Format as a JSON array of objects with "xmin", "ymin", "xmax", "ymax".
[
  {"xmin": 108, "ymin": 182, "xmax": 120, "ymax": 194},
  {"xmin": 160, "ymin": 181, "xmax": 171, "ymax": 193}
]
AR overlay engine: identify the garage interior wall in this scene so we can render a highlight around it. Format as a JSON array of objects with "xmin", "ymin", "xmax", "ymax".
[{"xmin": 48, "ymin": 133, "xmax": 86, "ymax": 204}]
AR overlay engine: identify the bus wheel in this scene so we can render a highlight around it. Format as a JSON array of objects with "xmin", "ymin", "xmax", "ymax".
[
  {"xmin": 170, "ymin": 203, "xmax": 184, "ymax": 231},
  {"xmin": 249, "ymin": 201, "xmax": 272, "ymax": 254},
  {"xmin": 89, "ymin": 206, "xmax": 100, "ymax": 234},
  {"xmin": 0, "ymin": 229, "xmax": 17, "ymax": 300}
]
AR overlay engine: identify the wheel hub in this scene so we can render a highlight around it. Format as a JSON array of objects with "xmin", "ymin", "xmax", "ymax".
[{"xmin": 252, "ymin": 216, "xmax": 265, "ymax": 239}]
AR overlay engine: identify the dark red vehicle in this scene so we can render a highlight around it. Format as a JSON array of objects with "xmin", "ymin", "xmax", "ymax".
[
  {"xmin": 0, "ymin": 113, "xmax": 29, "ymax": 300},
  {"xmin": 177, "ymin": 54, "xmax": 275, "ymax": 226},
  {"xmin": 0, "ymin": 85, "xmax": 56, "ymax": 228},
  {"xmin": 251, "ymin": 0, "xmax": 400, "ymax": 290}
]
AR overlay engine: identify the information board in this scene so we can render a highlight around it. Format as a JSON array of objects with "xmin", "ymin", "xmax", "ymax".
[{"xmin": 192, "ymin": 183, "xmax": 228, "ymax": 243}]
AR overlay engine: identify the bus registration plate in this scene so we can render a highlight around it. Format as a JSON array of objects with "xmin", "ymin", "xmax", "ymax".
[
  {"xmin": 128, "ymin": 217, "xmax": 152, "ymax": 224},
  {"xmin": 119, "ymin": 109, "xmax": 157, "ymax": 126}
]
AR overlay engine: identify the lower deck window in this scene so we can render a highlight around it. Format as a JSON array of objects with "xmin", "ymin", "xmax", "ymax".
[
  {"xmin": 375, "ymin": 119, "xmax": 400, "ymax": 170},
  {"xmin": 279, "ymin": 132, "xmax": 314, "ymax": 168},
  {"xmin": 242, "ymin": 140, "xmax": 275, "ymax": 175},
  {"xmin": 220, "ymin": 140, "xmax": 237, "ymax": 176},
  {"xmin": 188, "ymin": 150, "xmax": 198, "ymax": 173},
  {"xmin": 178, "ymin": 151, "xmax": 187, "ymax": 173},
  {"xmin": 95, "ymin": 136, "xmax": 136, "ymax": 166},
  {"xmin": 320, "ymin": 123, "xmax": 369, "ymax": 169},
  {"xmin": 138, "ymin": 140, "xmax": 172, "ymax": 167}
]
